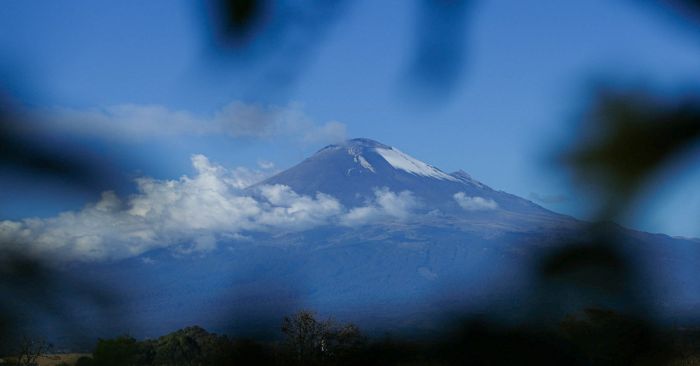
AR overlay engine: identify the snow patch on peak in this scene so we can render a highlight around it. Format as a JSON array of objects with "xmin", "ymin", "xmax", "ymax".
[
  {"xmin": 356, "ymin": 155, "xmax": 375, "ymax": 172},
  {"xmin": 375, "ymin": 147, "xmax": 457, "ymax": 181},
  {"xmin": 347, "ymin": 147, "xmax": 375, "ymax": 173}
]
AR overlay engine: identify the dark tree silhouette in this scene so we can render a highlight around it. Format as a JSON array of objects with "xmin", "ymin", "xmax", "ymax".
[{"xmin": 15, "ymin": 336, "xmax": 51, "ymax": 366}]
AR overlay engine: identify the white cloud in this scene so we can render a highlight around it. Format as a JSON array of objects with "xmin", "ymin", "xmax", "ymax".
[
  {"xmin": 341, "ymin": 188, "xmax": 419, "ymax": 226},
  {"xmin": 37, "ymin": 101, "xmax": 346, "ymax": 145},
  {"xmin": 0, "ymin": 157, "xmax": 415, "ymax": 262},
  {"xmin": 453, "ymin": 192, "xmax": 498, "ymax": 211},
  {"xmin": 255, "ymin": 185, "xmax": 343, "ymax": 230}
]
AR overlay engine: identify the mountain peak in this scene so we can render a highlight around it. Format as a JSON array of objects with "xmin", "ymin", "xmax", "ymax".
[
  {"xmin": 346, "ymin": 137, "xmax": 390, "ymax": 148},
  {"xmin": 257, "ymin": 137, "xmax": 553, "ymax": 216},
  {"xmin": 313, "ymin": 138, "xmax": 459, "ymax": 181},
  {"xmin": 316, "ymin": 138, "xmax": 391, "ymax": 154}
]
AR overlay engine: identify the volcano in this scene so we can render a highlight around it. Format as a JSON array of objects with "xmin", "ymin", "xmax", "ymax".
[{"xmin": 21, "ymin": 138, "xmax": 700, "ymax": 345}]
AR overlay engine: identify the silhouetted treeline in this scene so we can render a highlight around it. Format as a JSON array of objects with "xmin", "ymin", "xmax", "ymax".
[{"xmin": 3, "ymin": 310, "xmax": 693, "ymax": 366}]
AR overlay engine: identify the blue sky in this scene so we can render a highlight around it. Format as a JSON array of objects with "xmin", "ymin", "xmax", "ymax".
[{"xmin": 1, "ymin": 0, "xmax": 699, "ymax": 238}]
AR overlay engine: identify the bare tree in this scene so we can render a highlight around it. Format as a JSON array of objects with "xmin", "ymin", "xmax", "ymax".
[{"xmin": 15, "ymin": 336, "xmax": 51, "ymax": 366}]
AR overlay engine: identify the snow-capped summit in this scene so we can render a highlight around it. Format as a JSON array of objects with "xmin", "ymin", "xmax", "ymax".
[
  {"xmin": 256, "ymin": 138, "xmax": 555, "ymax": 217},
  {"xmin": 374, "ymin": 146, "xmax": 457, "ymax": 181},
  {"xmin": 313, "ymin": 138, "xmax": 456, "ymax": 180}
]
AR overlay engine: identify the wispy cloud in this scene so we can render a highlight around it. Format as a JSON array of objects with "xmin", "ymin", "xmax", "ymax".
[
  {"xmin": 0, "ymin": 156, "xmax": 416, "ymax": 262},
  {"xmin": 36, "ymin": 101, "xmax": 346, "ymax": 145},
  {"xmin": 453, "ymin": 192, "xmax": 498, "ymax": 211}
]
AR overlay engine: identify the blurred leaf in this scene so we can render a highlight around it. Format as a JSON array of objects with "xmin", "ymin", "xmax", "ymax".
[
  {"xmin": 403, "ymin": 0, "xmax": 472, "ymax": 102},
  {"xmin": 0, "ymin": 95, "xmax": 112, "ymax": 189},
  {"xmin": 564, "ymin": 88, "xmax": 700, "ymax": 216},
  {"xmin": 540, "ymin": 242, "xmax": 628, "ymax": 294},
  {"xmin": 206, "ymin": 0, "xmax": 268, "ymax": 47},
  {"xmin": 653, "ymin": 0, "xmax": 700, "ymax": 25}
]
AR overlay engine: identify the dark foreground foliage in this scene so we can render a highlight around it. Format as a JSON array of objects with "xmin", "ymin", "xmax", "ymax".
[
  {"xmin": 23, "ymin": 310, "xmax": 696, "ymax": 366},
  {"xmin": 71, "ymin": 311, "xmax": 363, "ymax": 366}
]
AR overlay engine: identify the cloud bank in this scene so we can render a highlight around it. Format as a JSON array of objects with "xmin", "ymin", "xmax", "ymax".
[
  {"xmin": 453, "ymin": 192, "xmax": 498, "ymax": 211},
  {"xmin": 0, "ymin": 156, "xmax": 416, "ymax": 262},
  {"xmin": 37, "ymin": 101, "xmax": 346, "ymax": 145}
]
